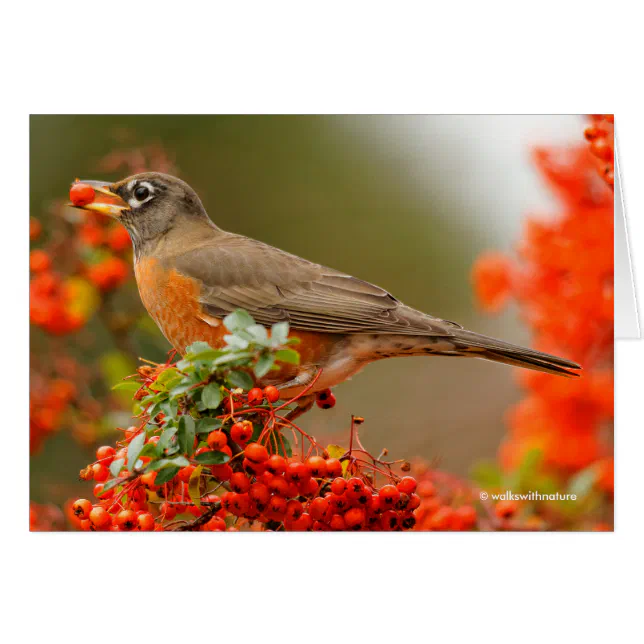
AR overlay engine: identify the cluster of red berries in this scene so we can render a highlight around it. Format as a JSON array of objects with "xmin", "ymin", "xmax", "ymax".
[
  {"xmin": 73, "ymin": 425, "xmax": 421, "ymax": 531},
  {"xmin": 72, "ymin": 361, "xmax": 420, "ymax": 532},
  {"xmin": 584, "ymin": 114, "xmax": 614, "ymax": 190}
]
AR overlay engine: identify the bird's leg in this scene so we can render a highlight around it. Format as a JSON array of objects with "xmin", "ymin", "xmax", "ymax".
[{"xmin": 275, "ymin": 367, "xmax": 320, "ymax": 424}]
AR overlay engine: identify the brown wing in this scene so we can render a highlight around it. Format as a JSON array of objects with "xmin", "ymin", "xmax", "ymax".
[{"xmin": 172, "ymin": 233, "xmax": 462, "ymax": 336}]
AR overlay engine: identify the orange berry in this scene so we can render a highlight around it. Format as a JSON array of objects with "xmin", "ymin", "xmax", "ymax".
[
  {"xmin": 72, "ymin": 499, "xmax": 92, "ymax": 520},
  {"xmin": 495, "ymin": 500, "xmax": 518, "ymax": 520},
  {"xmin": 207, "ymin": 430, "xmax": 228, "ymax": 450},
  {"xmin": 244, "ymin": 442, "xmax": 269, "ymax": 464},
  {"xmin": 263, "ymin": 386, "xmax": 280, "ymax": 403},
  {"xmin": 96, "ymin": 445, "xmax": 116, "ymax": 466},
  {"xmin": 89, "ymin": 506, "xmax": 111, "ymax": 530},
  {"xmin": 137, "ymin": 513, "xmax": 155, "ymax": 531},
  {"xmin": 116, "ymin": 510, "xmax": 137, "ymax": 531},
  {"xmin": 29, "ymin": 250, "xmax": 51, "ymax": 273},
  {"xmin": 30, "ymin": 218, "xmax": 42, "ymax": 240},
  {"xmin": 231, "ymin": 420, "xmax": 253, "ymax": 444},
  {"xmin": 70, "ymin": 182, "xmax": 95, "ymax": 207}
]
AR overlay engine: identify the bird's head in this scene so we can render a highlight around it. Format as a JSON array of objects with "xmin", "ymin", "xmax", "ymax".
[{"xmin": 69, "ymin": 172, "xmax": 213, "ymax": 253}]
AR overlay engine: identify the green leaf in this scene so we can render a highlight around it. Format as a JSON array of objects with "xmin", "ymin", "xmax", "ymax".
[
  {"xmin": 224, "ymin": 309, "xmax": 255, "ymax": 332},
  {"xmin": 127, "ymin": 431, "xmax": 146, "ymax": 471},
  {"xmin": 202, "ymin": 383, "xmax": 223, "ymax": 409},
  {"xmin": 275, "ymin": 348, "xmax": 300, "ymax": 365},
  {"xmin": 247, "ymin": 324, "xmax": 269, "ymax": 343},
  {"xmin": 138, "ymin": 441, "xmax": 162, "ymax": 460},
  {"xmin": 227, "ymin": 370, "xmax": 254, "ymax": 391},
  {"xmin": 195, "ymin": 450, "xmax": 231, "ymax": 465},
  {"xmin": 254, "ymin": 353, "xmax": 275, "ymax": 378},
  {"xmin": 111, "ymin": 381, "xmax": 141, "ymax": 393},
  {"xmin": 270, "ymin": 321, "xmax": 289, "ymax": 346},
  {"xmin": 169, "ymin": 455, "xmax": 190, "ymax": 467},
  {"xmin": 109, "ymin": 457, "xmax": 125, "ymax": 477},
  {"xmin": 188, "ymin": 465, "xmax": 203, "ymax": 507},
  {"xmin": 196, "ymin": 417, "xmax": 223, "ymax": 434},
  {"xmin": 224, "ymin": 334, "xmax": 250, "ymax": 350},
  {"xmin": 185, "ymin": 341, "xmax": 214, "ymax": 355},
  {"xmin": 178, "ymin": 414, "xmax": 196, "ymax": 456},
  {"xmin": 169, "ymin": 382, "xmax": 193, "ymax": 397},
  {"xmin": 158, "ymin": 425, "xmax": 178, "ymax": 450},
  {"xmin": 154, "ymin": 466, "xmax": 181, "ymax": 485}
]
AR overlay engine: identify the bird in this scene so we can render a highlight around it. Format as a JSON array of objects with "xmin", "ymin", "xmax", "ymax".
[{"xmin": 71, "ymin": 172, "xmax": 581, "ymax": 416}]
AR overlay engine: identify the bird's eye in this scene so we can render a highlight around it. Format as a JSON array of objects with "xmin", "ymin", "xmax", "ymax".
[{"xmin": 134, "ymin": 185, "xmax": 150, "ymax": 201}]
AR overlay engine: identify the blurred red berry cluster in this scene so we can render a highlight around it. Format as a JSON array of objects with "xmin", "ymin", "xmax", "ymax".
[
  {"xmin": 29, "ymin": 140, "xmax": 176, "ymax": 455},
  {"xmin": 585, "ymin": 114, "xmax": 614, "ymax": 190},
  {"xmin": 472, "ymin": 116, "xmax": 614, "ymax": 505}
]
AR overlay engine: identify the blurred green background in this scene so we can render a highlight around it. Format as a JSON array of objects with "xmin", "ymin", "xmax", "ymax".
[{"xmin": 29, "ymin": 114, "xmax": 582, "ymax": 508}]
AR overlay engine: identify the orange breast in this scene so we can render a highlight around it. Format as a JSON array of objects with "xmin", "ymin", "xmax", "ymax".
[{"xmin": 134, "ymin": 257, "xmax": 339, "ymax": 383}]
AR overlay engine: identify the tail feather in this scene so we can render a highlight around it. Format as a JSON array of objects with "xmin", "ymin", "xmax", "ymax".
[{"xmin": 451, "ymin": 330, "xmax": 581, "ymax": 378}]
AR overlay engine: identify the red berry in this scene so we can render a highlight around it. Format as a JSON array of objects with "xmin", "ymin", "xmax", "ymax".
[
  {"xmin": 329, "ymin": 514, "xmax": 346, "ymax": 531},
  {"xmin": 299, "ymin": 476, "xmax": 319, "ymax": 497},
  {"xmin": 244, "ymin": 442, "xmax": 269, "ymax": 464},
  {"xmin": 96, "ymin": 445, "xmax": 116, "ymax": 466},
  {"xmin": 315, "ymin": 390, "xmax": 336, "ymax": 409},
  {"xmin": 207, "ymin": 430, "xmax": 228, "ymax": 450},
  {"xmin": 396, "ymin": 476, "xmax": 417, "ymax": 495},
  {"xmin": 286, "ymin": 499, "xmax": 304, "ymax": 521},
  {"xmin": 137, "ymin": 512, "xmax": 155, "ymax": 531},
  {"xmin": 247, "ymin": 388, "xmax": 264, "ymax": 405},
  {"xmin": 285, "ymin": 461, "xmax": 311, "ymax": 484},
  {"xmin": 345, "ymin": 477, "xmax": 366, "ymax": 500},
  {"xmin": 268, "ymin": 476, "xmax": 289, "ymax": 497},
  {"xmin": 381, "ymin": 510, "xmax": 400, "ymax": 531},
  {"xmin": 266, "ymin": 454, "xmax": 287, "ymax": 475},
  {"xmin": 72, "ymin": 499, "xmax": 92, "ymax": 520},
  {"xmin": 116, "ymin": 510, "xmax": 137, "ymax": 530},
  {"xmin": 325, "ymin": 458, "xmax": 343, "ymax": 478},
  {"xmin": 344, "ymin": 507, "xmax": 366, "ymax": 530},
  {"xmin": 495, "ymin": 500, "xmax": 518, "ymax": 520},
  {"xmin": 249, "ymin": 483, "xmax": 270, "ymax": 508},
  {"xmin": 288, "ymin": 512, "xmax": 312, "ymax": 532},
  {"xmin": 231, "ymin": 420, "xmax": 253, "ymax": 444},
  {"xmin": 210, "ymin": 463, "xmax": 233, "ymax": 481},
  {"xmin": 378, "ymin": 485, "xmax": 400, "ymax": 507},
  {"xmin": 92, "ymin": 463, "xmax": 109, "ymax": 482},
  {"xmin": 267, "ymin": 495, "xmax": 287, "ymax": 518},
  {"xmin": 230, "ymin": 472, "xmax": 251, "ymax": 494},
  {"xmin": 309, "ymin": 497, "xmax": 330, "ymax": 521},
  {"xmin": 160, "ymin": 503, "xmax": 177, "ymax": 520},
  {"xmin": 89, "ymin": 506, "xmax": 111, "ymax": 530},
  {"xmin": 70, "ymin": 182, "xmax": 95, "ymax": 207},
  {"xmin": 264, "ymin": 386, "xmax": 280, "ymax": 403},
  {"xmin": 177, "ymin": 465, "xmax": 196, "ymax": 483},
  {"xmin": 305, "ymin": 455, "xmax": 327, "ymax": 478},
  {"xmin": 205, "ymin": 516, "xmax": 227, "ymax": 531}
]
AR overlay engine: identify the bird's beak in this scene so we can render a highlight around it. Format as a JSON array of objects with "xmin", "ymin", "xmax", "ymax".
[{"xmin": 69, "ymin": 180, "xmax": 130, "ymax": 217}]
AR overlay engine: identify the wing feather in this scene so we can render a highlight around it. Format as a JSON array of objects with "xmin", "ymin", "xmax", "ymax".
[{"xmin": 172, "ymin": 234, "xmax": 461, "ymax": 336}]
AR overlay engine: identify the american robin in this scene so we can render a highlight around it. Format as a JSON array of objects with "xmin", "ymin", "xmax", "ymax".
[{"xmin": 71, "ymin": 172, "xmax": 580, "ymax": 414}]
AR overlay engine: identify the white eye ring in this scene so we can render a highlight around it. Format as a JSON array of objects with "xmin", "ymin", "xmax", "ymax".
[{"xmin": 128, "ymin": 181, "xmax": 155, "ymax": 209}]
